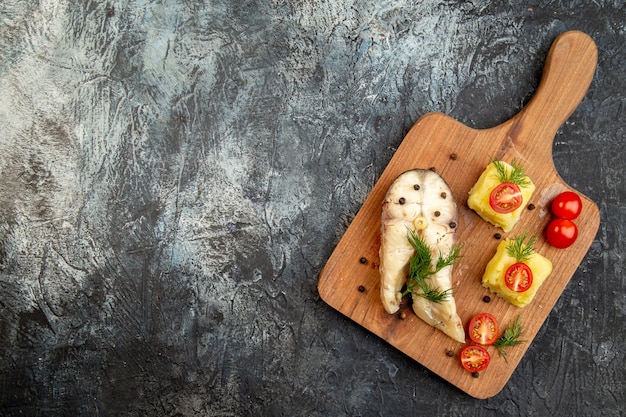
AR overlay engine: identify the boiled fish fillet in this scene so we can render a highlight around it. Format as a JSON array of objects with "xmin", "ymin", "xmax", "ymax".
[{"xmin": 379, "ymin": 169, "xmax": 465, "ymax": 343}]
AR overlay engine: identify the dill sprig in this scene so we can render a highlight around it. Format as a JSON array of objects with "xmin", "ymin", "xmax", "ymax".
[
  {"xmin": 494, "ymin": 315, "xmax": 526, "ymax": 360},
  {"xmin": 492, "ymin": 159, "xmax": 532, "ymax": 188},
  {"xmin": 505, "ymin": 232, "xmax": 537, "ymax": 262},
  {"xmin": 401, "ymin": 229, "xmax": 462, "ymax": 303}
]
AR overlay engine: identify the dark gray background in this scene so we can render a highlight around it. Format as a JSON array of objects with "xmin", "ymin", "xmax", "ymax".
[{"xmin": 0, "ymin": 1, "xmax": 624, "ymax": 416}]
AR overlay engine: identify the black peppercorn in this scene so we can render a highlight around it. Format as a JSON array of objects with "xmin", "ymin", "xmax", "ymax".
[
  {"xmin": 413, "ymin": 184, "xmax": 420, "ymax": 190},
  {"xmin": 527, "ymin": 203, "xmax": 536, "ymax": 210},
  {"xmin": 358, "ymin": 285, "xmax": 366, "ymax": 292},
  {"xmin": 472, "ymin": 372, "xmax": 480, "ymax": 378},
  {"xmin": 450, "ymin": 153, "xmax": 458, "ymax": 160},
  {"xmin": 434, "ymin": 211, "xmax": 441, "ymax": 217},
  {"xmin": 399, "ymin": 197, "xmax": 406, "ymax": 204},
  {"xmin": 359, "ymin": 257, "xmax": 367, "ymax": 264},
  {"xmin": 441, "ymin": 192, "xmax": 447, "ymax": 199},
  {"xmin": 449, "ymin": 222, "xmax": 457, "ymax": 229},
  {"xmin": 494, "ymin": 233, "xmax": 502, "ymax": 240},
  {"xmin": 483, "ymin": 295, "xmax": 491, "ymax": 303},
  {"xmin": 446, "ymin": 349, "xmax": 454, "ymax": 357}
]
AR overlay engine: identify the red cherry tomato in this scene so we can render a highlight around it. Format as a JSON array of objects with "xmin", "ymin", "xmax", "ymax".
[
  {"xmin": 504, "ymin": 262, "xmax": 533, "ymax": 292},
  {"xmin": 460, "ymin": 345, "xmax": 490, "ymax": 373},
  {"xmin": 551, "ymin": 191, "xmax": 582, "ymax": 220},
  {"xmin": 489, "ymin": 182, "xmax": 522, "ymax": 213},
  {"xmin": 546, "ymin": 218, "xmax": 578, "ymax": 248},
  {"xmin": 468, "ymin": 313, "xmax": 499, "ymax": 346}
]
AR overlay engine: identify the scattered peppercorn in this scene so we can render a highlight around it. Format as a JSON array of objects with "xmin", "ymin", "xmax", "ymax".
[
  {"xmin": 483, "ymin": 295, "xmax": 491, "ymax": 303},
  {"xmin": 472, "ymin": 372, "xmax": 480, "ymax": 378},
  {"xmin": 399, "ymin": 197, "xmax": 406, "ymax": 205},
  {"xmin": 449, "ymin": 222, "xmax": 457, "ymax": 229},
  {"xmin": 441, "ymin": 192, "xmax": 447, "ymax": 199},
  {"xmin": 527, "ymin": 203, "xmax": 536, "ymax": 210},
  {"xmin": 359, "ymin": 257, "xmax": 367, "ymax": 264},
  {"xmin": 413, "ymin": 184, "xmax": 420, "ymax": 190},
  {"xmin": 358, "ymin": 285, "xmax": 366, "ymax": 292},
  {"xmin": 450, "ymin": 153, "xmax": 458, "ymax": 160},
  {"xmin": 494, "ymin": 233, "xmax": 502, "ymax": 240},
  {"xmin": 434, "ymin": 211, "xmax": 441, "ymax": 217},
  {"xmin": 446, "ymin": 349, "xmax": 454, "ymax": 357}
]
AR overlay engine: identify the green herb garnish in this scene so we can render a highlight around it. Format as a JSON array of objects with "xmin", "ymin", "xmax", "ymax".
[
  {"xmin": 492, "ymin": 159, "xmax": 532, "ymax": 188},
  {"xmin": 506, "ymin": 232, "xmax": 537, "ymax": 262},
  {"xmin": 494, "ymin": 315, "xmax": 526, "ymax": 360},
  {"xmin": 401, "ymin": 229, "xmax": 462, "ymax": 303}
]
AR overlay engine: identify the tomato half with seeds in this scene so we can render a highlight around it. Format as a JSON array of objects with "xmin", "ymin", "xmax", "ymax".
[
  {"xmin": 551, "ymin": 191, "xmax": 582, "ymax": 220},
  {"xmin": 460, "ymin": 345, "xmax": 490, "ymax": 373},
  {"xmin": 468, "ymin": 313, "xmax": 499, "ymax": 346},
  {"xmin": 546, "ymin": 218, "xmax": 578, "ymax": 249},
  {"xmin": 489, "ymin": 182, "xmax": 523, "ymax": 213},
  {"xmin": 504, "ymin": 262, "xmax": 533, "ymax": 292}
]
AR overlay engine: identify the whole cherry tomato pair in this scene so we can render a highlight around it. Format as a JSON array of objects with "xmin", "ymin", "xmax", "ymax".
[{"xmin": 546, "ymin": 191, "xmax": 582, "ymax": 249}]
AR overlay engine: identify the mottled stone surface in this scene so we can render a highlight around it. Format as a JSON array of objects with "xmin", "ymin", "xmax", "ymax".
[{"xmin": 0, "ymin": 1, "xmax": 624, "ymax": 416}]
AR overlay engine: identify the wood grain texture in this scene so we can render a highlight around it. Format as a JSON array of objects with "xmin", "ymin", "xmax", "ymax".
[{"xmin": 318, "ymin": 31, "xmax": 600, "ymax": 399}]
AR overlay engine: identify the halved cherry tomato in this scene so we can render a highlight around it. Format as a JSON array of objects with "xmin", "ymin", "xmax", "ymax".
[
  {"xmin": 546, "ymin": 218, "xmax": 578, "ymax": 249},
  {"xmin": 489, "ymin": 182, "xmax": 523, "ymax": 213},
  {"xmin": 504, "ymin": 262, "xmax": 533, "ymax": 292},
  {"xmin": 460, "ymin": 345, "xmax": 490, "ymax": 373},
  {"xmin": 468, "ymin": 313, "xmax": 499, "ymax": 346},
  {"xmin": 551, "ymin": 191, "xmax": 582, "ymax": 220}
]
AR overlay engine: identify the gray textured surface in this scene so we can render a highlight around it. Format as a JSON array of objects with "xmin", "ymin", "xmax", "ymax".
[{"xmin": 0, "ymin": 1, "xmax": 624, "ymax": 416}]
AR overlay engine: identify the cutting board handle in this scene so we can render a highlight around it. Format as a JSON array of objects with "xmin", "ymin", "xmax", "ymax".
[{"xmin": 504, "ymin": 31, "xmax": 597, "ymax": 155}]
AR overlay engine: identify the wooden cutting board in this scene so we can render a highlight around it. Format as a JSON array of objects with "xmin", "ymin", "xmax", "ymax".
[{"xmin": 317, "ymin": 31, "xmax": 600, "ymax": 399}]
